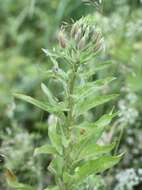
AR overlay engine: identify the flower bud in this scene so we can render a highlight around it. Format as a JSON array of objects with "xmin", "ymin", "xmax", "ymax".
[
  {"xmin": 58, "ymin": 30, "xmax": 67, "ymax": 48},
  {"xmin": 94, "ymin": 36, "xmax": 104, "ymax": 53},
  {"xmin": 75, "ymin": 28, "xmax": 82, "ymax": 43},
  {"xmin": 71, "ymin": 22, "xmax": 79, "ymax": 38},
  {"xmin": 82, "ymin": 23, "xmax": 88, "ymax": 34},
  {"xmin": 85, "ymin": 26, "xmax": 91, "ymax": 37},
  {"xmin": 94, "ymin": 42, "xmax": 101, "ymax": 53},
  {"xmin": 78, "ymin": 36, "xmax": 86, "ymax": 50},
  {"xmin": 90, "ymin": 30, "xmax": 102, "ymax": 52},
  {"xmin": 92, "ymin": 31, "xmax": 101, "ymax": 43}
]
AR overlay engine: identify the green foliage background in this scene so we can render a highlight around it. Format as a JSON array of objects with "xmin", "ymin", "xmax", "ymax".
[{"xmin": 0, "ymin": 0, "xmax": 142, "ymax": 189}]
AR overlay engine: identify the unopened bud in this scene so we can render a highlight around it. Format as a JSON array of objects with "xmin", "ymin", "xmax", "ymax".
[
  {"xmin": 85, "ymin": 26, "xmax": 91, "ymax": 37},
  {"xmin": 82, "ymin": 24, "xmax": 88, "ymax": 34},
  {"xmin": 94, "ymin": 38, "xmax": 104, "ymax": 53},
  {"xmin": 75, "ymin": 28, "xmax": 82, "ymax": 43},
  {"xmin": 90, "ymin": 30, "xmax": 103, "ymax": 53},
  {"xmin": 78, "ymin": 36, "xmax": 86, "ymax": 50},
  {"xmin": 92, "ymin": 31, "xmax": 101, "ymax": 43},
  {"xmin": 94, "ymin": 42, "xmax": 101, "ymax": 53},
  {"xmin": 71, "ymin": 22, "xmax": 79, "ymax": 38},
  {"xmin": 58, "ymin": 31, "xmax": 67, "ymax": 48}
]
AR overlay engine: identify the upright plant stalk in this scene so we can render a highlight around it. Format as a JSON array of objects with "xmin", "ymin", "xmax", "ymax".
[
  {"xmin": 63, "ymin": 62, "xmax": 79, "ymax": 190},
  {"xmin": 6, "ymin": 15, "xmax": 123, "ymax": 190},
  {"xmin": 67, "ymin": 64, "xmax": 77, "ymax": 127}
]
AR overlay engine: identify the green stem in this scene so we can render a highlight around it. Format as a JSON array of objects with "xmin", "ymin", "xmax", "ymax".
[
  {"xmin": 61, "ymin": 62, "xmax": 79, "ymax": 190},
  {"xmin": 67, "ymin": 71, "xmax": 76, "ymax": 126},
  {"xmin": 67, "ymin": 62, "xmax": 79, "ymax": 135}
]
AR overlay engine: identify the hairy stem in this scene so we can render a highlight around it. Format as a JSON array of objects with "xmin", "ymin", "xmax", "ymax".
[
  {"xmin": 67, "ymin": 71, "xmax": 76, "ymax": 126},
  {"xmin": 60, "ymin": 62, "xmax": 79, "ymax": 190}
]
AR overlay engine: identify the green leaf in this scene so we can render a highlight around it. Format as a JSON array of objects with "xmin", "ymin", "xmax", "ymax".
[
  {"xmin": 95, "ymin": 112, "xmax": 117, "ymax": 127},
  {"xmin": 75, "ymin": 77, "xmax": 116, "ymax": 99},
  {"xmin": 48, "ymin": 156, "xmax": 63, "ymax": 176},
  {"xmin": 48, "ymin": 116, "xmax": 63, "ymax": 155},
  {"xmin": 74, "ymin": 94, "xmax": 118, "ymax": 116},
  {"xmin": 78, "ymin": 143, "xmax": 116, "ymax": 161},
  {"xmin": 81, "ymin": 61, "xmax": 113, "ymax": 78},
  {"xmin": 41, "ymin": 83, "xmax": 58, "ymax": 106},
  {"xmin": 14, "ymin": 93, "xmax": 67, "ymax": 113},
  {"xmin": 34, "ymin": 144, "xmax": 57, "ymax": 156},
  {"xmin": 60, "ymin": 126, "xmax": 70, "ymax": 148},
  {"xmin": 77, "ymin": 112, "xmax": 117, "ymax": 130},
  {"xmin": 72, "ymin": 113, "xmax": 117, "ymax": 164},
  {"xmin": 72, "ymin": 124, "xmax": 106, "ymax": 165},
  {"xmin": 63, "ymin": 172, "xmax": 74, "ymax": 186},
  {"xmin": 95, "ymin": 61, "xmax": 114, "ymax": 71},
  {"xmin": 74, "ymin": 154, "xmax": 123, "ymax": 185},
  {"xmin": 42, "ymin": 48, "xmax": 58, "ymax": 67},
  {"xmin": 77, "ymin": 123, "xmax": 104, "ymax": 143}
]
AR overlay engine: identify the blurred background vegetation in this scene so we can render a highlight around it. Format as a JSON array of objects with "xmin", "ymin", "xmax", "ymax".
[{"xmin": 0, "ymin": 0, "xmax": 142, "ymax": 189}]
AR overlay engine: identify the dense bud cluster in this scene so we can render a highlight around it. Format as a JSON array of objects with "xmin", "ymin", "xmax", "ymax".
[{"xmin": 58, "ymin": 16, "xmax": 104, "ymax": 53}]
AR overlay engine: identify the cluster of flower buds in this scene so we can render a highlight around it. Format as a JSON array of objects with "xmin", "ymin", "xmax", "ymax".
[{"xmin": 58, "ymin": 16, "xmax": 104, "ymax": 53}]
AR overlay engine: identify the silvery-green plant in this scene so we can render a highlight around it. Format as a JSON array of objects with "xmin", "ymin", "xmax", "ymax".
[{"xmin": 6, "ymin": 15, "xmax": 122, "ymax": 190}]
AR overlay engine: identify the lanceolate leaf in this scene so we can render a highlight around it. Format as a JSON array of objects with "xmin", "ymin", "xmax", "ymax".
[
  {"xmin": 74, "ymin": 94, "xmax": 118, "ymax": 116},
  {"xmin": 95, "ymin": 61, "xmax": 114, "ymax": 71},
  {"xmin": 14, "ymin": 93, "xmax": 67, "ymax": 113},
  {"xmin": 78, "ymin": 142, "xmax": 116, "ymax": 161},
  {"xmin": 48, "ymin": 117, "xmax": 63, "ymax": 155},
  {"xmin": 75, "ymin": 77, "xmax": 116, "ymax": 99},
  {"xmin": 42, "ymin": 48, "xmax": 58, "ymax": 67},
  {"xmin": 78, "ymin": 124, "xmax": 105, "ymax": 144},
  {"xmin": 41, "ymin": 83, "xmax": 58, "ymax": 106},
  {"xmin": 60, "ymin": 126, "xmax": 70, "ymax": 148},
  {"xmin": 34, "ymin": 144, "xmax": 57, "ymax": 156},
  {"xmin": 72, "ymin": 112, "xmax": 117, "ymax": 163},
  {"xmin": 63, "ymin": 172, "xmax": 74, "ymax": 185},
  {"xmin": 78, "ymin": 112, "xmax": 117, "ymax": 129},
  {"xmin": 72, "ymin": 124, "xmax": 106, "ymax": 162},
  {"xmin": 74, "ymin": 154, "xmax": 123, "ymax": 185},
  {"xmin": 81, "ymin": 61, "xmax": 113, "ymax": 78},
  {"xmin": 95, "ymin": 112, "xmax": 117, "ymax": 127},
  {"xmin": 48, "ymin": 156, "xmax": 64, "ymax": 177}
]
